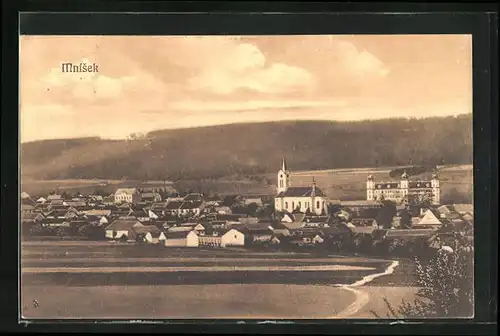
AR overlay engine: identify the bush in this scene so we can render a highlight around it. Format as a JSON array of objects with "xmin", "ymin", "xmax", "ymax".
[{"xmin": 372, "ymin": 239, "xmax": 474, "ymax": 318}]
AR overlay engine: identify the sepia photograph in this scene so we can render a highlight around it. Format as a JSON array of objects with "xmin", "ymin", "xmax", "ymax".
[{"xmin": 19, "ymin": 34, "xmax": 474, "ymax": 320}]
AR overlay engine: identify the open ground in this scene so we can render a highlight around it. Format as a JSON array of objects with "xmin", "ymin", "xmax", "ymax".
[{"xmin": 21, "ymin": 242, "xmax": 418, "ymax": 319}]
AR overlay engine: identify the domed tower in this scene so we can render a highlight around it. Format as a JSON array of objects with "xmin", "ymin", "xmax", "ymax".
[
  {"xmin": 277, "ymin": 158, "xmax": 290, "ymax": 195},
  {"xmin": 431, "ymin": 171, "xmax": 440, "ymax": 204},
  {"xmin": 366, "ymin": 174, "xmax": 375, "ymax": 200}
]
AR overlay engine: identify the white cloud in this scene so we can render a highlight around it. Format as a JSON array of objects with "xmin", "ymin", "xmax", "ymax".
[
  {"xmin": 334, "ymin": 40, "xmax": 390, "ymax": 78},
  {"xmin": 178, "ymin": 37, "xmax": 316, "ymax": 95}
]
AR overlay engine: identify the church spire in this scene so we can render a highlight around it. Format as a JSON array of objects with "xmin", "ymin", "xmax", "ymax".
[
  {"xmin": 311, "ymin": 176, "xmax": 316, "ymax": 197},
  {"xmin": 281, "ymin": 158, "xmax": 287, "ymax": 172}
]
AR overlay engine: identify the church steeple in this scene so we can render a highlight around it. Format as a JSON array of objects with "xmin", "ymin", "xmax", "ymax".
[
  {"xmin": 281, "ymin": 158, "xmax": 287, "ymax": 172},
  {"xmin": 277, "ymin": 158, "xmax": 290, "ymax": 195},
  {"xmin": 311, "ymin": 176, "xmax": 316, "ymax": 197}
]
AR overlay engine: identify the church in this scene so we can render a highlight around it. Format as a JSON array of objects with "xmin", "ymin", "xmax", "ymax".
[{"xmin": 274, "ymin": 159, "xmax": 329, "ymax": 215}]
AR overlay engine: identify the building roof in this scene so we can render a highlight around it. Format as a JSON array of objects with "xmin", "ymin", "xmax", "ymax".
[
  {"xmin": 276, "ymin": 186, "xmax": 326, "ymax": 198},
  {"xmin": 452, "ymin": 204, "xmax": 474, "ymax": 214},
  {"xmin": 179, "ymin": 201, "xmax": 203, "ymax": 209},
  {"xmin": 165, "ymin": 230, "xmax": 196, "ymax": 239},
  {"xmin": 165, "ymin": 201, "xmax": 182, "ymax": 210},
  {"xmin": 385, "ymin": 228, "xmax": 436, "ymax": 238},
  {"xmin": 105, "ymin": 219, "xmax": 143, "ymax": 231},
  {"xmin": 183, "ymin": 193, "xmax": 204, "ymax": 202},
  {"xmin": 131, "ymin": 225, "xmax": 161, "ymax": 234},
  {"xmin": 281, "ymin": 222, "xmax": 305, "ymax": 230},
  {"xmin": 409, "ymin": 181, "xmax": 432, "ymax": 189},
  {"xmin": 341, "ymin": 200, "xmax": 382, "ymax": 207},
  {"xmin": 47, "ymin": 194, "xmax": 62, "ymax": 200},
  {"xmin": 83, "ymin": 209, "xmax": 111, "ymax": 217},
  {"xmin": 115, "ymin": 188, "xmax": 138, "ymax": 195},
  {"xmin": 375, "ymin": 182, "xmax": 400, "ymax": 189}
]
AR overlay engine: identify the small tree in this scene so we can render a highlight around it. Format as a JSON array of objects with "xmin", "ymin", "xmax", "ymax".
[
  {"xmin": 372, "ymin": 237, "xmax": 474, "ymax": 318},
  {"xmin": 400, "ymin": 208, "xmax": 412, "ymax": 229}
]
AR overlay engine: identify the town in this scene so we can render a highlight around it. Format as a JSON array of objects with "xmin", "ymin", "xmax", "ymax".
[{"xmin": 21, "ymin": 160, "xmax": 473, "ymax": 257}]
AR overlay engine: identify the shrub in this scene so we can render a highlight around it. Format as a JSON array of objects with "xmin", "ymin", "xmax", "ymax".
[{"xmin": 372, "ymin": 239, "xmax": 474, "ymax": 318}]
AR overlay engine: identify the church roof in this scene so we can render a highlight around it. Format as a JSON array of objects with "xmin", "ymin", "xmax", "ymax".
[{"xmin": 276, "ymin": 186, "xmax": 326, "ymax": 198}]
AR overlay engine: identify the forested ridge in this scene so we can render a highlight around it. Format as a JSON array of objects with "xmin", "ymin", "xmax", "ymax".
[{"xmin": 21, "ymin": 114, "xmax": 472, "ymax": 180}]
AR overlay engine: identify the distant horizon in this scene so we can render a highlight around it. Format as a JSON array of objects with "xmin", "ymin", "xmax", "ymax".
[{"xmin": 20, "ymin": 113, "xmax": 472, "ymax": 144}]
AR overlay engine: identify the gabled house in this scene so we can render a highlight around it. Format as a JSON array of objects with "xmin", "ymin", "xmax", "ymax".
[
  {"xmin": 415, "ymin": 209, "xmax": 444, "ymax": 229},
  {"xmin": 165, "ymin": 230, "xmax": 199, "ymax": 247},
  {"xmin": 183, "ymin": 193, "xmax": 204, "ymax": 202},
  {"xmin": 83, "ymin": 209, "xmax": 112, "ymax": 217},
  {"xmin": 164, "ymin": 201, "xmax": 182, "ymax": 215},
  {"xmin": 36, "ymin": 197, "xmax": 47, "ymax": 204},
  {"xmin": 47, "ymin": 194, "xmax": 63, "ymax": 202},
  {"xmin": 114, "ymin": 188, "xmax": 141, "ymax": 204},
  {"xmin": 141, "ymin": 192, "xmax": 162, "ymax": 203},
  {"xmin": 105, "ymin": 219, "xmax": 143, "ymax": 240},
  {"xmin": 198, "ymin": 228, "xmax": 245, "ymax": 247},
  {"xmin": 179, "ymin": 201, "xmax": 204, "ymax": 216},
  {"xmin": 130, "ymin": 225, "xmax": 164, "ymax": 244}
]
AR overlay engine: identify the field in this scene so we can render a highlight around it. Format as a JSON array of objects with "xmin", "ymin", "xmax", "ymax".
[
  {"xmin": 21, "ymin": 164, "xmax": 473, "ymax": 201},
  {"xmin": 21, "ymin": 242, "xmax": 418, "ymax": 319}
]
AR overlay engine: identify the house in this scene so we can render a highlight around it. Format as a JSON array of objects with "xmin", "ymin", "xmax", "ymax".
[
  {"xmin": 21, "ymin": 192, "xmax": 32, "ymax": 200},
  {"xmin": 274, "ymin": 159, "xmax": 328, "ymax": 215},
  {"xmin": 165, "ymin": 230, "xmax": 199, "ymax": 247},
  {"xmin": 103, "ymin": 195, "xmax": 115, "ymax": 205},
  {"xmin": 245, "ymin": 226, "xmax": 275, "ymax": 243},
  {"xmin": 214, "ymin": 206, "xmax": 232, "ymax": 215},
  {"xmin": 243, "ymin": 197, "xmax": 263, "ymax": 206},
  {"xmin": 36, "ymin": 197, "xmax": 47, "ymax": 204},
  {"xmin": 141, "ymin": 192, "xmax": 162, "ymax": 203},
  {"xmin": 281, "ymin": 213, "xmax": 306, "ymax": 223},
  {"xmin": 105, "ymin": 219, "xmax": 143, "ymax": 240},
  {"xmin": 168, "ymin": 223, "xmax": 205, "ymax": 234},
  {"xmin": 198, "ymin": 229, "xmax": 245, "ymax": 247},
  {"xmin": 130, "ymin": 225, "xmax": 163, "ymax": 244},
  {"xmin": 415, "ymin": 209, "xmax": 444, "ymax": 229},
  {"xmin": 221, "ymin": 229, "xmax": 245, "ymax": 247},
  {"xmin": 21, "ymin": 212, "xmax": 45, "ymax": 224},
  {"xmin": 131, "ymin": 209, "xmax": 150, "ymax": 222},
  {"xmin": 183, "ymin": 193, "xmax": 204, "ymax": 202},
  {"xmin": 47, "ymin": 194, "xmax": 62, "ymax": 202},
  {"xmin": 83, "ymin": 209, "xmax": 112, "ymax": 217},
  {"xmin": 21, "ymin": 203, "xmax": 37, "ymax": 215},
  {"xmin": 179, "ymin": 201, "xmax": 204, "ymax": 216},
  {"xmin": 350, "ymin": 217, "xmax": 377, "ymax": 227},
  {"xmin": 41, "ymin": 218, "xmax": 71, "ymax": 227},
  {"xmin": 114, "ymin": 188, "xmax": 141, "ymax": 204},
  {"xmin": 164, "ymin": 201, "xmax": 182, "ymax": 215},
  {"xmin": 452, "ymin": 204, "xmax": 474, "ymax": 215},
  {"xmin": 341, "ymin": 200, "xmax": 383, "ymax": 212},
  {"xmin": 289, "ymin": 232, "xmax": 325, "ymax": 246}
]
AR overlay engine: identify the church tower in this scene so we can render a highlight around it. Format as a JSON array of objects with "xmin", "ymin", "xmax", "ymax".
[
  {"xmin": 277, "ymin": 158, "xmax": 290, "ymax": 195},
  {"xmin": 431, "ymin": 172, "xmax": 440, "ymax": 204}
]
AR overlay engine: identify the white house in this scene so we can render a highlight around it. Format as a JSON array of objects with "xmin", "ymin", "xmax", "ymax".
[
  {"xmin": 165, "ymin": 230, "xmax": 199, "ymax": 247},
  {"xmin": 274, "ymin": 159, "xmax": 328, "ymax": 215},
  {"xmin": 36, "ymin": 197, "xmax": 47, "ymax": 204},
  {"xmin": 221, "ymin": 229, "xmax": 245, "ymax": 247},
  {"xmin": 114, "ymin": 188, "xmax": 141, "ymax": 204},
  {"xmin": 198, "ymin": 229, "xmax": 245, "ymax": 247},
  {"xmin": 416, "ymin": 209, "xmax": 444, "ymax": 229}
]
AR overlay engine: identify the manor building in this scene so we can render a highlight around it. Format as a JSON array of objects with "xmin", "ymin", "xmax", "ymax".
[
  {"xmin": 366, "ymin": 171, "xmax": 440, "ymax": 205},
  {"xmin": 274, "ymin": 159, "xmax": 329, "ymax": 215}
]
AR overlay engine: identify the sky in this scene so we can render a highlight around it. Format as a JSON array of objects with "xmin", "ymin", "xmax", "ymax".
[{"xmin": 19, "ymin": 35, "xmax": 472, "ymax": 143}]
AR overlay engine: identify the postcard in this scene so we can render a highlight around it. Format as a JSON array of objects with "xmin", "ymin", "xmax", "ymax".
[{"xmin": 19, "ymin": 34, "xmax": 474, "ymax": 320}]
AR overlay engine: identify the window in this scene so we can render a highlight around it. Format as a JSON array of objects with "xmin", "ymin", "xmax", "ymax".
[
  {"xmin": 316, "ymin": 201, "xmax": 320, "ymax": 209},
  {"xmin": 279, "ymin": 180, "xmax": 283, "ymax": 188},
  {"xmin": 285, "ymin": 202, "xmax": 288, "ymax": 209},
  {"xmin": 298, "ymin": 202, "xmax": 301, "ymax": 208},
  {"xmin": 292, "ymin": 202, "xmax": 295, "ymax": 209}
]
